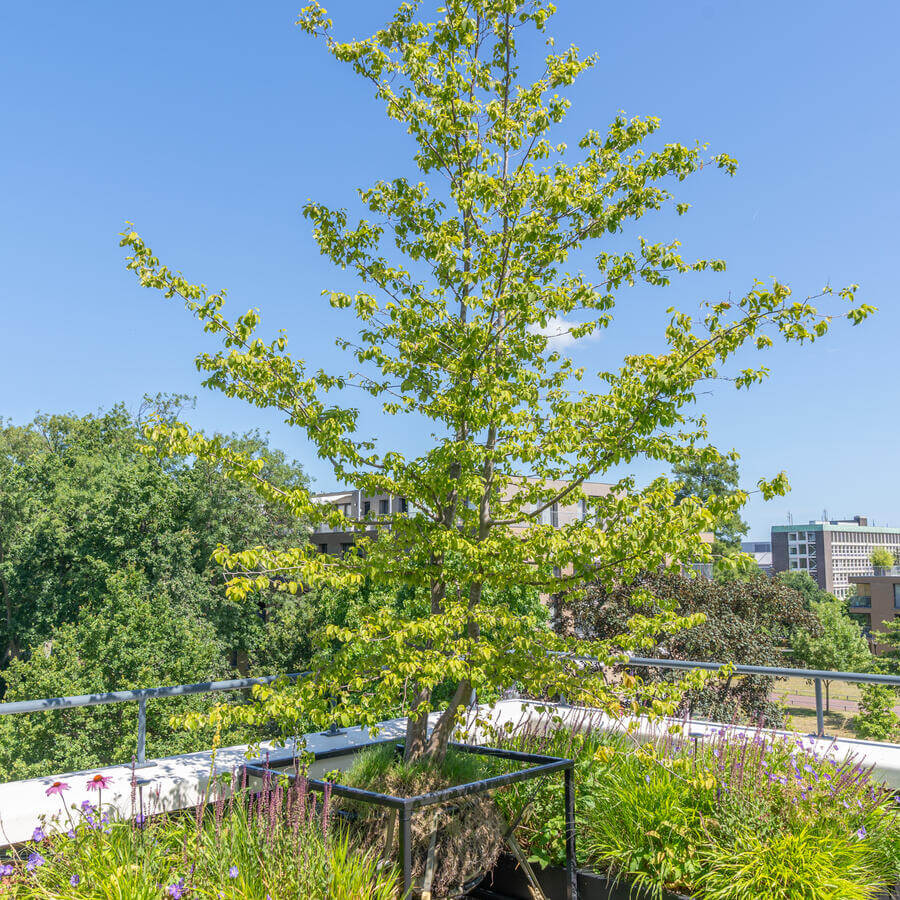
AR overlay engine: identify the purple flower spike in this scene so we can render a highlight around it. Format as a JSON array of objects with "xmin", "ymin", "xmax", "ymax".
[
  {"xmin": 167, "ymin": 878, "xmax": 186, "ymax": 898},
  {"xmin": 857, "ymin": 826, "xmax": 867, "ymax": 840}
]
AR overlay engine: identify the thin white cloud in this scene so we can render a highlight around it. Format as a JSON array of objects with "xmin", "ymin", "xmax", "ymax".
[{"xmin": 527, "ymin": 316, "xmax": 598, "ymax": 352}]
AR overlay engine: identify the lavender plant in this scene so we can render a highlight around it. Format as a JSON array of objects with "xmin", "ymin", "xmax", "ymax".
[{"xmin": 1, "ymin": 771, "xmax": 397, "ymax": 899}]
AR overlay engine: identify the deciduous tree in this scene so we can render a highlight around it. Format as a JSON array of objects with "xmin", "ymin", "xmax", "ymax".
[
  {"xmin": 570, "ymin": 571, "xmax": 821, "ymax": 727},
  {"xmin": 791, "ymin": 597, "xmax": 872, "ymax": 711},
  {"xmin": 121, "ymin": 0, "xmax": 872, "ymax": 762}
]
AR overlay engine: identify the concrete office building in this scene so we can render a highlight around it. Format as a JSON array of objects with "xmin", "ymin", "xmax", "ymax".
[
  {"xmin": 771, "ymin": 516, "xmax": 900, "ymax": 599},
  {"xmin": 309, "ymin": 481, "xmax": 615, "ymax": 555}
]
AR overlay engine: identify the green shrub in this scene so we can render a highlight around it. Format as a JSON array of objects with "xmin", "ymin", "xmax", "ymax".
[{"xmin": 855, "ymin": 684, "xmax": 900, "ymax": 742}]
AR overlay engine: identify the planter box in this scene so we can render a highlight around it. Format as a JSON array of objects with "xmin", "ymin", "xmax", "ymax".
[
  {"xmin": 474, "ymin": 854, "xmax": 691, "ymax": 900},
  {"xmin": 241, "ymin": 741, "xmax": 577, "ymax": 899}
]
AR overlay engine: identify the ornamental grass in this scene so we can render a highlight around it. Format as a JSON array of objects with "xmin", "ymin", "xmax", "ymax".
[{"xmin": 490, "ymin": 721, "xmax": 900, "ymax": 900}]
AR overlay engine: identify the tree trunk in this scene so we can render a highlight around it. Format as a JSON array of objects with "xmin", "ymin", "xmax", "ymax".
[
  {"xmin": 423, "ymin": 678, "xmax": 472, "ymax": 764},
  {"xmin": 404, "ymin": 687, "xmax": 431, "ymax": 761}
]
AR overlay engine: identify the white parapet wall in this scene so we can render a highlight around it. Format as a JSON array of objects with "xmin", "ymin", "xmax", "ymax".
[{"xmin": 1, "ymin": 700, "xmax": 899, "ymax": 847}]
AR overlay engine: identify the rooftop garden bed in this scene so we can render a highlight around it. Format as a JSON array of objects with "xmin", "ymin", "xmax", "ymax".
[
  {"xmin": 480, "ymin": 722, "xmax": 900, "ymax": 900},
  {"xmin": 0, "ymin": 771, "xmax": 398, "ymax": 899}
]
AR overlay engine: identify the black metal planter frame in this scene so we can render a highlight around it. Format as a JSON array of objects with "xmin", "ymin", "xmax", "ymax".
[{"xmin": 240, "ymin": 739, "xmax": 577, "ymax": 900}]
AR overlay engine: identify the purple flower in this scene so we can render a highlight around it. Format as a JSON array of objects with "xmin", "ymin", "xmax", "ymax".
[
  {"xmin": 857, "ymin": 826, "xmax": 867, "ymax": 840},
  {"xmin": 26, "ymin": 852, "xmax": 45, "ymax": 871},
  {"xmin": 32, "ymin": 826, "xmax": 45, "ymax": 842},
  {"xmin": 167, "ymin": 878, "xmax": 185, "ymax": 898},
  {"xmin": 70, "ymin": 874, "xmax": 80, "ymax": 886},
  {"xmin": 67, "ymin": 828, "xmax": 77, "ymax": 839},
  {"xmin": 80, "ymin": 800, "xmax": 94, "ymax": 813},
  {"xmin": 229, "ymin": 865, "xmax": 239, "ymax": 878},
  {"xmin": 0, "ymin": 864, "xmax": 13, "ymax": 877},
  {"xmin": 45, "ymin": 780, "xmax": 70, "ymax": 797}
]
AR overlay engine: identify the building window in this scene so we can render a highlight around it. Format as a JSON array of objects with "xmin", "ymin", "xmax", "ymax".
[
  {"xmin": 894, "ymin": 584, "xmax": 900, "ymax": 609},
  {"xmin": 789, "ymin": 533, "xmax": 797, "ymax": 541},
  {"xmin": 379, "ymin": 498, "xmax": 389, "ymax": 515},
  {"xmin": 340, "ymin": 542, "xmax": 353, "ymax": 556},
  {"xmin": 317, "ymin": 543, "xmax": 328, "ymax": 554},
  {"xmin": 363, "ymin": 501, "xmax": 371, "ymax": 516},
  {"xmin": 551, "ymin": 503, "xmax": 559, "ymax": 528},
  {"xmin": 399, "ymin": 497, "xmax": 408, "ymax": 513},
  {"xmin": 580, "ymin": 499, "xmax": 587, "ymax": 522}
]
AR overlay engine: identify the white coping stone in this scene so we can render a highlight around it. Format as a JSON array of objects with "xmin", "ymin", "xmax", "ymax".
[
  {"xmin": 0, "ymin": 714, "xmax": 420, "ymax": 848},
  {"xmin": 2, "ymin": 700, "xmax": 899, "ymax": 848}
]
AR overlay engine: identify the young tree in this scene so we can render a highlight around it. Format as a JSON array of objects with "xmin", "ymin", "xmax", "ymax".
[
  {"xmin": 672, "ymin": 454, "xmax": 749, "ymax": 569},
  {"xmin": 869, "ymin": 547, "xmax": 894, "ymax": 570},
  {"xmin": 791, "ymin": 597, "xmax": 872, "ymax": 711},
  {"xmin": 121, "ymin": 1, "xmax": 872, "ymax": 762}
]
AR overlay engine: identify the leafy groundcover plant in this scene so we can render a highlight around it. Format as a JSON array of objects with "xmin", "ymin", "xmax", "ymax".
[
  {"xmin": 0, "ymin": 772, "xmax": 397, "ymax": 899},
  {"xmin": 489, "ymin": 723, "xmax": 900, "ymax": 900}
]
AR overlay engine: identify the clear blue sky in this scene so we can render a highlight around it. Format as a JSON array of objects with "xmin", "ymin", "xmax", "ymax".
[{"xmin": 2, "ymin": 1, "xmax": 897, "ymax": 539}]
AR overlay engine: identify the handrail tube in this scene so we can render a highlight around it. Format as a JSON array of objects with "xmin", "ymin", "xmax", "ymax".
[
  {"xmin": 623, "ymin": 656, "xmax": 900, "ymax": 687},
  {"xmin": 0, "ymin": 672, "xmax": 308, "ymax": 717}
]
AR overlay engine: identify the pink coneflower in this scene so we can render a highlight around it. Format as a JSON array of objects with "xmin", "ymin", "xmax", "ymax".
[
  {"xmin": 86, "ymin": 774, "xmax": 112, "ymax": 792},
  {"xmin": 45, "ymin": 780, "xmax": 70, "ymax": 797}
]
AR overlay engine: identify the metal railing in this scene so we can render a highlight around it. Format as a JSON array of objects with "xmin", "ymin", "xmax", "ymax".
[
  {"xmin": 0, "ymin": 672, "xmax": 306, "ymax": 766},
  {"xmin": 0, "ymin": 658, "xmax": 899, "ymax": 773},
  {"xmin": 623, "ymin": 656, "xmax": 900, "ymax": 739}
]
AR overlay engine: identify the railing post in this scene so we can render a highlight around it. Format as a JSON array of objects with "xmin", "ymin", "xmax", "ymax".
[
  {"xmin": 813, "ymin": 678, "xmax": 824, "ymax": 737},
  {"xmin": 564, "ymin": 765, "xmax": 578, "ymax": 900},
  {"xmin": 137, "ymin": 697, "xmax": 147, "ymax": 765},
  {"xmin": 399, "ymin": 803, "xmax": 412, "ymax": 898}
]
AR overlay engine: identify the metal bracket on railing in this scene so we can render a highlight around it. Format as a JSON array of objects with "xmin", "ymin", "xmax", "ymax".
[{"xmin": 135, "ymin": 697, "xmax": 153, "ymax": 768}]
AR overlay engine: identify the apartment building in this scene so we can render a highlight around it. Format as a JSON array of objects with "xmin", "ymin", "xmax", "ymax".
[
  {"xmin": 309, "ymin": 481, "xmax": 614, "ymax": 556},
  {"xmin": 847, "ymin": 572, "xmax": 900, "ymax": 653},
  {"xmin": 771, "ymin": 516, "xmax": 900, "ymax": 599},
  {"xmin": 740, "ymin": 540, "xmax": 773, "ymax": 575}
]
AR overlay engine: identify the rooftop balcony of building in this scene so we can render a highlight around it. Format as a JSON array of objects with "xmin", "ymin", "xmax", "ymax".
[{"xmin": 1, "ymin": 656, "xmax": 898, "ymax": 900}]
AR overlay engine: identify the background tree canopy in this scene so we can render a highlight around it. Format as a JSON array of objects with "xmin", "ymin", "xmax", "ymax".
[
  {"xmin": 0, "ymin": 399, "xmax": 318, "ymax": 776},
  {"xmin": 570, "ymin": 571, "xmax": 822, "ymax": 727}
]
